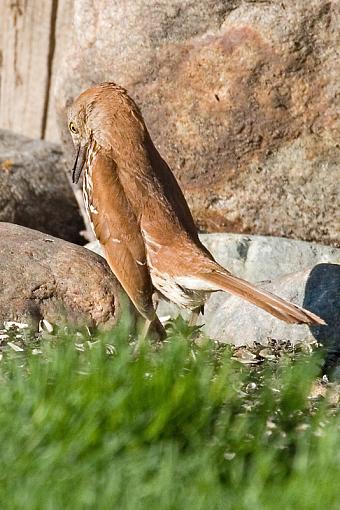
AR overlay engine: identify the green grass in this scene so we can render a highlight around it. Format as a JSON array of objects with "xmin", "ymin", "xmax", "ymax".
[{"xmin": 0, "ymin": 320, "xmax": 339, "ymax": 510}]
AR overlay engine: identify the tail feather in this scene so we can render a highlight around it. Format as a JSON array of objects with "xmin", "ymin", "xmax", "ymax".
[{"xmin": 200, "ymin": 270, "xmax": 325, "ymax": 326}]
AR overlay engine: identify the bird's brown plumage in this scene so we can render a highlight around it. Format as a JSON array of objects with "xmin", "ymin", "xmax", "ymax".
[{"xmin": 67, "ymin": 82, "xmax": 325, "ymax": 327}]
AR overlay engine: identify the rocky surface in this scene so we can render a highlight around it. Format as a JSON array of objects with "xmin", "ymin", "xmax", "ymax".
[
  {"xmin": 87, "ymin": 234, "xmax": 340, "ymax": 347},
  {"xmin": 56, "ymin": 0, "xmax": 338, "ymax": 246},
  {"xmin": 0, "ymin": 223, "xmax": 135, "ymax": 330},
  {"xmin": 0, "ymin": 130, "xmax": 85, "ymax": 244},
  {"xmin": 194, "ymin": 234, "xmax": 339, "ymax": 282}
]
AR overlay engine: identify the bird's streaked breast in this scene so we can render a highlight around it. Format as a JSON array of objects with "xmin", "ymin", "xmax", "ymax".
[{"xmin": 83, "ymin": 139, "xmax": 100, "ymax": 232}]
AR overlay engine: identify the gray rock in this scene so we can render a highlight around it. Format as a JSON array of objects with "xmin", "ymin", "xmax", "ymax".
[
  {"xmin": 86, "ymin": 234, "xmax": 340, "ymax": 346},
  {"xmin": 0, "ymin": 223, "xmax": 136, "ymax": 330},
  {"xmin": 56, "ymin": 0, "xmax": 338, "ymax": 246},
  {"xmin": 196, "ymin": 234, "xmax": 339, "ymax": 282},
  {"xmin": 0, "ymin": 130, "xmax": 84, "ymax": 244}
]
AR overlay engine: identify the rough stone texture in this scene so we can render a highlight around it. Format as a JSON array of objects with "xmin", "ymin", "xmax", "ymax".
[
  {"xmin": 87, "ymin": 234, "xmax": 340, "ymax": 346},
  {"xmin": 56, "ymin": 0, "xmax": 339, "ymax": 246},
  {"xmin": 0, "ymin": 129, "xmax": 85, "ymax": 244},
  {"xmin": 0, "ymin": 223, "xmax": 135, "ymax": 330},
  {"xmin": 200, "ymin": 233, "xmax": 340, "ymax": 281}
]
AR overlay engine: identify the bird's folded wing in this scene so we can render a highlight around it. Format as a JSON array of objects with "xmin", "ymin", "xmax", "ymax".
[{"xmin": 90, "ymin": 153, "xmax": 155, "ymax": 320}]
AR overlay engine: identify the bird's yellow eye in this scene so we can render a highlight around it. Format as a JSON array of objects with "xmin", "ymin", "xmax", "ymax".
[{"xmin": 69, "ymin": 122, "xmax": 78, "ymax": 134}]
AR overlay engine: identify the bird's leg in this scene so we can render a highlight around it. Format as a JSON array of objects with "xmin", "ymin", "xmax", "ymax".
[
  {"xmin": 134, "ymin": 315, "xmax": 166, "ymax": 354},
  {"xmin": 152, "ymin": 291, "xmax": 160, "ymax": 311},
  {"xmin": 188, "ymin": 308, "xmax": 201, "ymax": 327},
  {"xmin": 134, "ymin": 318, "xmax": 151, "ymax": 355},
  {"xmin": 138, "ymin": 318, "xmax": 152, "ymax": 345}
]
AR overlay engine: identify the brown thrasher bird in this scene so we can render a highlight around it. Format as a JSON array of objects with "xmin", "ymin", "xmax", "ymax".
[{"xmin": 67, "ymin": 82, "xmax": 325, "ymax": 335}]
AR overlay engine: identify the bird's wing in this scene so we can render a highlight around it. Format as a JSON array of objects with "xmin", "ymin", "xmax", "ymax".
[
  {"xmin": 89, "ymin": 152, "xmax": 156, "ymax": 320},
  {"xmin": 115, "ymin": 132, "xmax": 214, "ymax": 260}
]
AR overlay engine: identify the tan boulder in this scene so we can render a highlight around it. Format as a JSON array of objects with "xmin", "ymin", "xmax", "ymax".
[
  {"xmin": 0, "ymin": 223, "xmax": 135, "ymax": 330},
  {"xmin": 56, "ymin": 0, "xmax": 338, "ymax": 246}
]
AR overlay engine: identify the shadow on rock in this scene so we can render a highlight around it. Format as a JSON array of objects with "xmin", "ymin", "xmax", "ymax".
[{"xmin": 303, "ymin": 263, "xmax": 340, "ymax": 375}]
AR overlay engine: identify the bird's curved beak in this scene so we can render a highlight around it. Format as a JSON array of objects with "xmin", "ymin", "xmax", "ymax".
[{"xmin": 72, "ymin": 143, "xmax": 88, "ymax": 184}]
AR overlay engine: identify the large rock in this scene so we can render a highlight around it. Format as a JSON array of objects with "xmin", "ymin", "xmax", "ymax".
[
  {"xmin": 56, "ymin": 0, "xmax": 338, "ymax": 246},
  {"xmin": 192, "ymin": 234, "xmax": 339, "ymax": 283},
  {"xmin": 0, "ymin": 130, "xmax": 85, "ymax": 244},
  {"xmin": 87, "ymin": 234, "xmax": 340, "ymax": 346},
  {"xmin": 0, "ymin": 223, "xmax": 135, "ymax": 329}
]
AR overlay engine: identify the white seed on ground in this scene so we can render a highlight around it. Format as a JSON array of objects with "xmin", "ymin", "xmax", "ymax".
[
  {"xmin": 159, "ymin": 315, "xmax": 171, "ymax": 323},
  {"xmin": 105, "ymin": 344, "xmax": 116, "ymax": 355},
  {"xmin": 224, "ymin": 452, "xmax": 236, "ymax": 460},
  {"xmin": 296, "ymin": 423, "xmax": 310, "ymax": 431},
  {"xmin": 7, "ymin": 342, "xmax": 24, "ymax": 352},
  {"xmin": 259, "ymin": 348, "xmax": 276, "ymax": 360},
  {"xmin": 39, "ymin": 319, "xmax": 53, "ymax": 333},
  {"xmin": 246, "ymin": 382, "xmax": 257, "ymax": 392},
  {"xmin": 266, "ymin": 419, "xmax": 277, "ymax": 430},
  {"xmin": 4, "ymin": 321, "xmax": 29, "ymax": 330}
]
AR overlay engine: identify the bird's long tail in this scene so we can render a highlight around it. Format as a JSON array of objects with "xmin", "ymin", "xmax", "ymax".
[{"xmin": 199, "ymin": 270, "xmax": 325, "ymax": 325}]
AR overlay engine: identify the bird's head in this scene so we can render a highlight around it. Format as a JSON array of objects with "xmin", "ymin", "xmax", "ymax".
[
  {"xmin": 67, "ymin": 100, "xmax": 89, "ymax": 184},
  {"xmin": 67, "ymin": 82, "xmax": 146, "ymax": 184}
]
